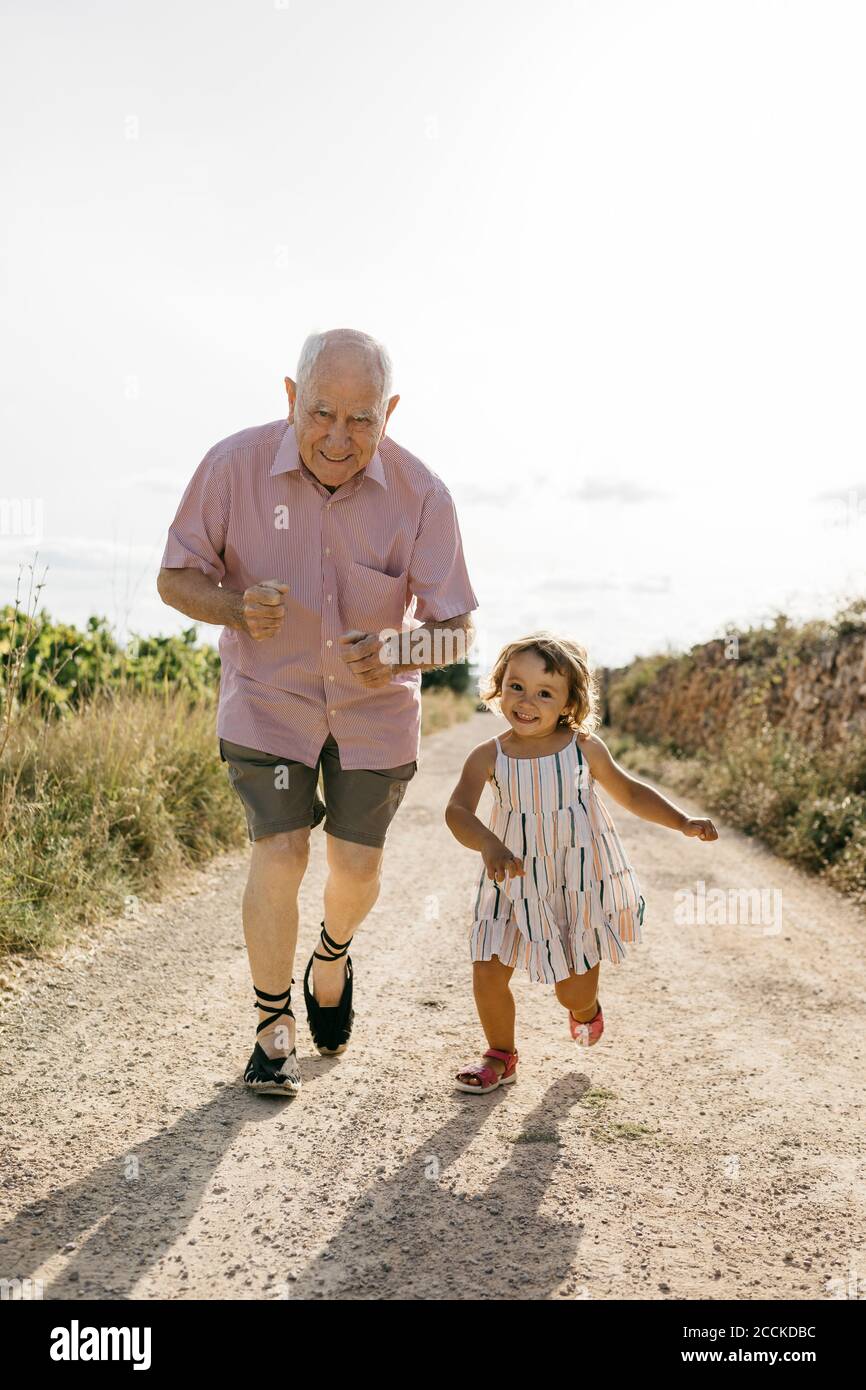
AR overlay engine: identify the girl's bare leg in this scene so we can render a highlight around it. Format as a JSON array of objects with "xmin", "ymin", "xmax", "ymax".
[
  {"xmin": 458, "ymin": 955, "xmax": 517, "ymax": 1085},
  {"xmin": 554, "ymin": 962, "xmax": 600, "ymax": 1021}
]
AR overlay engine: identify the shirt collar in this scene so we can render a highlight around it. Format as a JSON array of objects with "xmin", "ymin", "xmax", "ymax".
[{"xmin": 270, "ymin": 420, "xmax": 387, "ymax": 490}]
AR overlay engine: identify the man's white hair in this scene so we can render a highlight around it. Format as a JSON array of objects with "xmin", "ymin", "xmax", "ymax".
[{"xmin": 295, "ymin": 329, "xmax": 394, "ymax": 410}]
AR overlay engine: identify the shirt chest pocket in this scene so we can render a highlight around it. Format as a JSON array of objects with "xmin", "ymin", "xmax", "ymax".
[{"xmin": 342, "ymin": 561, "xmax": 409, "ymax": 634}]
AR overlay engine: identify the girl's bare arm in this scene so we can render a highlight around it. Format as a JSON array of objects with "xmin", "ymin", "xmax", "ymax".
[
  {"xmin": 444, "ymin": 741, "xmax": 499, "ymax": 849},
  {"xmin": 578, "ymin": 734, "xmax": 718, "ymax": 840},
  {"xmin": 445, "ymin": 742, "xmax": 526, "ymax": 877}
]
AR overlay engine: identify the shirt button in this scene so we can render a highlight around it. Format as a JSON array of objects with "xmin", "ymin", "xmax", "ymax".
[
  {"xmin": 326, "ymin": 639, "xmax": 333, "ymax": 647},
  {"xmin": 327, "ymin": 594, "xmax": 332, "ymax": 602},
  {"xmin": 329, "ymin": 674, "xmax": 335, "ymax": 682},
  {"xmin": 330, "ymin": 709, "xmax": 336, "ymax": 715},
  {"xmin": 325, "ymin": 547, "xmax": 331, "ymax": 555}
]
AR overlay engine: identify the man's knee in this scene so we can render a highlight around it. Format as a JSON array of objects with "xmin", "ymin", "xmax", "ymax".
[
  {"xmin": 251, "ymin": 826, "xmax": 312, "ymax": 877},
  {"xmin": 326, "ymin": 836, "xmax": 383, "ymax": 884}
]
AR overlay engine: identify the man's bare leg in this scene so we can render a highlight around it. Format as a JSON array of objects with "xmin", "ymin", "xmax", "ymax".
[
  {"xmin": 311, "ymin": 835, "xmax": 383, "ymax": 1005},
  {"xmin": 243, "ymin": 827, "xmax": 311, "ymax": 1057}
]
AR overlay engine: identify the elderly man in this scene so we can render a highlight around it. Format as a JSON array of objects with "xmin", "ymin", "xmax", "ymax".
[{"xmin": 157, "ymin": 328, "xmax": 478, "ymax": 1096}]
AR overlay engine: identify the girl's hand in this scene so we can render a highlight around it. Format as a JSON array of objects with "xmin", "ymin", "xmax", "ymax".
[
  {"xmin": 481, "ymin": 835, "xmax": 525, "ymax": 883},
  {"xmin": 681, "ymin": 816, "xmax": 718, "ymax": 841}
]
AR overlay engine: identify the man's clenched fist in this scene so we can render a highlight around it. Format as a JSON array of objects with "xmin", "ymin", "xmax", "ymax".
[
  {"xmin": 338, "ymin": 629, "xmax": 397, "ymax": 688},
  {"xmin": 239, "ymin": 579, "xmax": 289, "ymax": 641}
]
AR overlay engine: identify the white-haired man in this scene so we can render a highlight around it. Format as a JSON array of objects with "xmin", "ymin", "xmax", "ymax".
[{"xmin": 157, "ymin": 328, "xmax": 478, "ymax": 1095}]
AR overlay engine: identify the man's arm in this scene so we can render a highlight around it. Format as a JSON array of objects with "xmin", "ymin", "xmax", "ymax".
[
  {"xmin": 157, "ymin": 567, "xmax": 289, "ymax": 642},
  {"xmin": 394, "ymin": 611, "xmax": 476, "ymax": 673},
  {"xmin": 157, "ymin": 567, "xmax": 244, "ymax": 629},
  {"xmin": 338, "ymin": 612, "xmax": 475, "ymax": 687},
  {"xmin": 339, "ymin": 614, "xmax": 478, "ymax": 689}
]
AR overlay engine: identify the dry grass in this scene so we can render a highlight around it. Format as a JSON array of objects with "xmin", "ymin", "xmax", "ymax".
[
  {"xmin": 420, "ymin": 688, "xmax": 479, "ymax": 737},
  {"xmin": 0, "ymin": 689, "xmax": 245, "ymax": 957}
]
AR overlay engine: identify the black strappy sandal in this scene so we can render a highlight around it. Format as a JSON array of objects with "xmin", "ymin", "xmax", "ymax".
[
  {"xmin": 303, "ymin": 922, "xmax": 354, "ymax": 1055},
  {"xmin": 243, "ymin": 981, "xmax": 302, "ymax": 1096}
]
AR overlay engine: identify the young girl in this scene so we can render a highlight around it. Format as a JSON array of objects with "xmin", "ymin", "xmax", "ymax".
[{"xmin": 444, "ymin": 632, "xmax": 718, "ymax": 1093}]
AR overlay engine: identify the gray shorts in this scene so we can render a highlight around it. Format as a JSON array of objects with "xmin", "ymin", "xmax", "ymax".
[{"xmin": 219, "ymin": 733, "xmax": 417, "ymax": 848}]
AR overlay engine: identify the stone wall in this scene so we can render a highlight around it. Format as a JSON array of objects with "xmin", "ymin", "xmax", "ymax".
[{"xmin": 600, "ymin": 614, "xmax": 866, "ymax": 754}]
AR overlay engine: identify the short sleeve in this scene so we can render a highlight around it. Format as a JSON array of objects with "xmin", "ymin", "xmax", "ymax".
[
  {"xmin": 160, "ymin": 446, "xmax": 229, "ymax": 582},
  {"xmin": 408, "ymin": 482, "xmax": 479, "ymax": 623}
]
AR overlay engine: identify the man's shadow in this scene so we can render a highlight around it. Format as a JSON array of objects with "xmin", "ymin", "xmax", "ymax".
[{"xmin": 0, "ymin": 1065, "xmax": 340, "ymax": 1299}]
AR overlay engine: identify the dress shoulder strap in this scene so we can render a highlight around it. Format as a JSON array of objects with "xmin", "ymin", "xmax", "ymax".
[{"xmin": 571, "ymin": 729, "xmax": 591, "ymax": 774}]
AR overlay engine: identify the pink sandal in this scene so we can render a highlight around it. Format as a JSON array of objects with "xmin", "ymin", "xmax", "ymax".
[
  {"xmin": 455, "ymin": 1047, "xmax": 518, "ymax": 1094},
  {"xmin": 569, "ymin": 1002, "xmax": 604, "ymax": 1046}
]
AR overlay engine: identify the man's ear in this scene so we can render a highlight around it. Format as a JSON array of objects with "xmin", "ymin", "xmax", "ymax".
[
  {"xmin": 381, "ymin": 393, "xmax": 400, "ymax": 435},
  {"xmin": 284, "ymin": 376, "xmax": 298, "ymax": 421}
]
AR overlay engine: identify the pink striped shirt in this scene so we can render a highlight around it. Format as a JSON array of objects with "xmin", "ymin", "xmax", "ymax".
[{"xmin": 160, "ymin": 418, "xmax": 479, "ymax": 769}]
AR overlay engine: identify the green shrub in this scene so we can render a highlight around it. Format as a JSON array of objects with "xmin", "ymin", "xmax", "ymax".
[{"xmin": 0, "ymin": 604, "xmax": 220, "ymax": 720}]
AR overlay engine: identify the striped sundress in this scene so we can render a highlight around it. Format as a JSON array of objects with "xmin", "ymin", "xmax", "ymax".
[{"xmin": 469, "ymin": 730, "xmax": 646, "ymax": 984}]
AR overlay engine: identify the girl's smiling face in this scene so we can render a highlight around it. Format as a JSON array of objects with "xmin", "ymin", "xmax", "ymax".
[{"xmin": 500, "ymin": 650, "xmax": 571, "ymax": 738}]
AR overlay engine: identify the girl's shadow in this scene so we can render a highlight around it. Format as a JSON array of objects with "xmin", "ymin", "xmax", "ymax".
[{"xmin": 287, "ymin": 1071, "xmax": 594, "ymax": 1300}]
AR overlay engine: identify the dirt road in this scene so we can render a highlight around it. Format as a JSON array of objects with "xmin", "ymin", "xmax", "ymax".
[{"xmin": 1, "ymin": 711, "xmax": 864, "ymax": 1300}]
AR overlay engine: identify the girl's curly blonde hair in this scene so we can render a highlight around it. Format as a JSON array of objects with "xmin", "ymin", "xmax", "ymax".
[{"xmin": 478, "ymin": 631, "xmax": 600, "ymax": 735}]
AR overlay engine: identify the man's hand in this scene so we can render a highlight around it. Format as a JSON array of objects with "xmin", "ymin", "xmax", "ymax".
[
  {"xmin": 241, "ymin": 579, "xmax": 289, "ymax": 641},
  {"xmin": 338, "ymin": 629, "xmax": 396, "ymax": 688}
]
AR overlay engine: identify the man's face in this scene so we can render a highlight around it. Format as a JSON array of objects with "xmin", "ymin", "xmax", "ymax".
[{"xmin": 285, "ymin": 350, "xmax": 399, "ymax": 489}]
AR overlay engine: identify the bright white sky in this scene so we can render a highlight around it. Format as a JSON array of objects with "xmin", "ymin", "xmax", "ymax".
[{"xmin": 2, "ymin": 0, "xmax": 865, "ymax": 672}]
